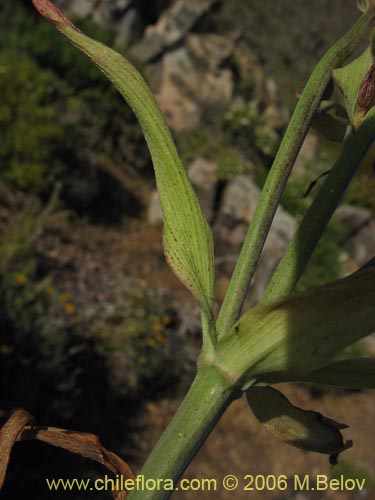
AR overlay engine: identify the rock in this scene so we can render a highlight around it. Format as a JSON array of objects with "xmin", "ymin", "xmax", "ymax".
[
  {"xmin": 215, "ymin": 176, "xmax": 260, "ymax": 246},
  {"xmin": 114, "ymin": 8, "xmax": 142, "ymax": 47},
  {"xmin": 187, "ymin": 158, "xmax": 218, "ymax": 222},
  {"xmin": 264, "ymin": 102, "xmax": 290, "ymax": 130},
  {"xmin": 361, "ymin": 333, "xmax": 375, "ymax": 357},
  {"xmin": 153, "ymin": 34, "xmax": 234, "ymax": 131},
  {"xmin": 130, "ymin": 31, "xmax": 166, "ymax": 62},
  {"xmin": 55, "ymin": 0, "xmax": 141, "ymax": 47},
  {"xmin": 186, "ymin": 33, "xmax": 234, "ymax": 70},
  {"xmin": 130, "ymin": 0, "xmax": 218, "ymax": 63},
  {"xmin": 336, "ymin": 204, "xmax": 373, "ymax": 230},
  {"xmin": 147, "ymin": 157, "xmax": 219, "ymax": 226},
  {"xmin": 153, "ymin": 46, "xmax": 202, "ymax": 130},
  {"xmin": 214, "ymin": 175, "xmax": 297, "ymax": 305},
  {"xmin": 335, "ymin": 204, "xmax": 375, "ymax": 273},
  {"xmin": 54, "ymin": 0, "xmax": 94, "ymax": 18},
  {"xmin": 147, "ymin": 190, "xmax": 164, "ymax": 227},
  {"xmin": 293, "ymin": 132, "xmax": 320, "ymax": 172},
  {"xmin": 55, "ymin": 0, "xmax": 95, "ymax": 17},
  {"xmin": 265, "ymin": 78, "xmax": 279, "ymax": 102}
]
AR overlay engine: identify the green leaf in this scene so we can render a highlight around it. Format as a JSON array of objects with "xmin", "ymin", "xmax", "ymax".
[
  {"xmin": 216, "ymin": 268, "xmax": 375, "ymax": 385},
  {"xmin": 333, "ymin": 47, "xmax": 373, "ymax": 126},
  {"xmin": 32, "ymin": 0, "xmax": 215, "ymax": 323},
  {"xmin": 246, "ymin": 387, "xmax": 351, "ymax": 458}
]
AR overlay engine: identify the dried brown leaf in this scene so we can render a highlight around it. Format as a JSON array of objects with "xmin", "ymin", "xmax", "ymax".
[
  {"xmin": 0, "ymin": 409, "xmax": 134, "ymax": 500},
  {"xmin": 0, "ymin": 409, "xmax": 33, "ymax": 488}
]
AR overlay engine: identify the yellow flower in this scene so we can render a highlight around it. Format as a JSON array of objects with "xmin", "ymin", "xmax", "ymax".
[
  {"xmin": 64, "ymin": 303, "xmax": 75, "ymax": 315},
  {"xmin": 162, "ymin": 315, "xmax": 171, "ymax": 325},
  {"xmin": 14, "ymin": 273, "xmax": 26, "ymax": 285},
  {"xmin": 146, "ymin": 339, "xmax": 157, "ymax": 349},
  {"xmin": 155, "ymin": 333, "xmax": 166, "ymax": 344},
  {"xmin": 59, "ymin": 293, "xmax": 71, "ymax": 304},
  {"xmin": 153, "ymin": 322, "xmax": 163, "ymax": 333}
]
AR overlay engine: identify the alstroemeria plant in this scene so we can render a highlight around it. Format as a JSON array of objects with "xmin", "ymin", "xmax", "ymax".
[{"xmin": 4, "ymin": 1, "xmax": 375, "ymax": 498}]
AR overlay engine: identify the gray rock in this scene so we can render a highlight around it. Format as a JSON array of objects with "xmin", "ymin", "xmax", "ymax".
[
  {"xmin": 130, "ymin": 0, "xmax": 218, "ymax": 63},
  {"xmin": 293, "ymin": 133, "xmax": 320, "ymax": 172},
  {"xmin": 154, "ymin": 46, "xmax": 201, "ymax": 130},
  {"xmin": 55, "ymin": 0, "xmax": 141, "ymax": 46},
  {"xmin": 335, "ymin": 204, "xmax": 375, "ymax": 272},
  {"xmin": 114, "ymin": 8, "xmax": 142, "ymax": 47},
  {"xmin": 187, "ymin": 158, "xmax": 218, "ymax": 222},
  {"xmin": 336, "ymin": 204, "xmax": 373, "ymax": 231},
  {"xmin": 94, "ymin": 0, "xmax": 135, "ymax": 24},
  {"xmin": 147, "ymin": 191, "xmax": 164, "ymax": 227},
  {"xmin": 147, "ymin": 157, "xmax": 219, "ymax": 226},
  {"xmin": 55, "ymin": 0, "xmax": 95, "ymax": 18},
  {"xmin": 130, "ymin": 31, "xmax": 166, "ymax": 62},
  {"xmin": 186, "ymin": 33, "xmax": 235, "ymax": 70},
  {"xmin": 153, "ymin": 34, "xmax": 234, "ymax": 131},
  {"xmin": 214, "ymin": 175, "xmax": 297, "ymax": 304},
  {"xmin": 360, "ymin": 333, "xmax": 375, "ymax": 357},
  {"xmin": 264, "ymin": 102, "xmax": 290, "ymax": 130}
]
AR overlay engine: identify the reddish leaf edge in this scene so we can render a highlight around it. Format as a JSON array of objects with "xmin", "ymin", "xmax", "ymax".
[{"xmin": 32, "ymin": 0, "xmax": 80, "ymax": 32}]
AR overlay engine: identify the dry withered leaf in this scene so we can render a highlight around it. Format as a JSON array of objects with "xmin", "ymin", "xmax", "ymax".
[
  {"xmin": 246, "ymin": 387, "xmax": 352, "ymax": 463},
  {"xmin": 0, "ymin": 408, "xmax": 134, "ymax": 499},
  {"xmin": 0, "ymin": 409, "xmax": 33, "ymax": 488}
]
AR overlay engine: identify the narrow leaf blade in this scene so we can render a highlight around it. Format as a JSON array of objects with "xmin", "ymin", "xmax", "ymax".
[{"xmin": 32, "ymin": 0, "xmax": 215, "ymax": 319}]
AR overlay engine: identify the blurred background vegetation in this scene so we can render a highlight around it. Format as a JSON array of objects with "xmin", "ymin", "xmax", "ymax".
[{"xmin": 0, "ymin": 0, "xmax": 374, "ymax": 498}]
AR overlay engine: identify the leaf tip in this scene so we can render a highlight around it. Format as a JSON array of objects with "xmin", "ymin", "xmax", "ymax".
[{"xmin": 32, "ymin": 0, "xmax": 80, "ymax": 32}]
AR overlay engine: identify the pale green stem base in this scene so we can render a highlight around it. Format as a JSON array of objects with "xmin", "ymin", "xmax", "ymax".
[{"xmin": 127, "ymin": 365, "xmax": 235, "ymax": 500}]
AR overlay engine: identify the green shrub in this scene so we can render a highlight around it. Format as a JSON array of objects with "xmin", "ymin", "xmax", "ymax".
[
  {"xmin": 1, "ymin": 1, "xmax": 140, "ymax": 202},
  {"xmin": 3, "ymin": 2, "xmax": 113, "ymax": 92},
  {"xmin": 223, "ymin": 101, "xmax": 280, "ymax": 158},
  {"xmin": 0, "ymin": 267, "xmax": 181, "ymax": 414},
  {"xmin": 296, "ymin": 220, "xmax": 344, "ymax": 291},
  {"xmin": 0, "ymin": 53, "xmax": 64, "ymax": 193},
  {"xmin": 279, "ymin": 172, "xmax": 344, "ymax": 291},
  {"xmin": 176, "ymin": 129, "xmax": 254, "ymax": 180},
  {"xmin": 0, "ymin": 183, "xmax": 181, "ymax": 414}
]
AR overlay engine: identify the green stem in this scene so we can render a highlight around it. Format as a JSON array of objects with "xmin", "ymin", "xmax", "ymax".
[
  {"xmin": 262, "ymin": 109, "xmax": 375, "ymax": 301},
  {"xmin": 216, "ymin": 7, "xmax": 375, "ymax": 338},
  {"xmin": 127, "ymin": 365, "xmax": 234, "ymax": 500}
]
